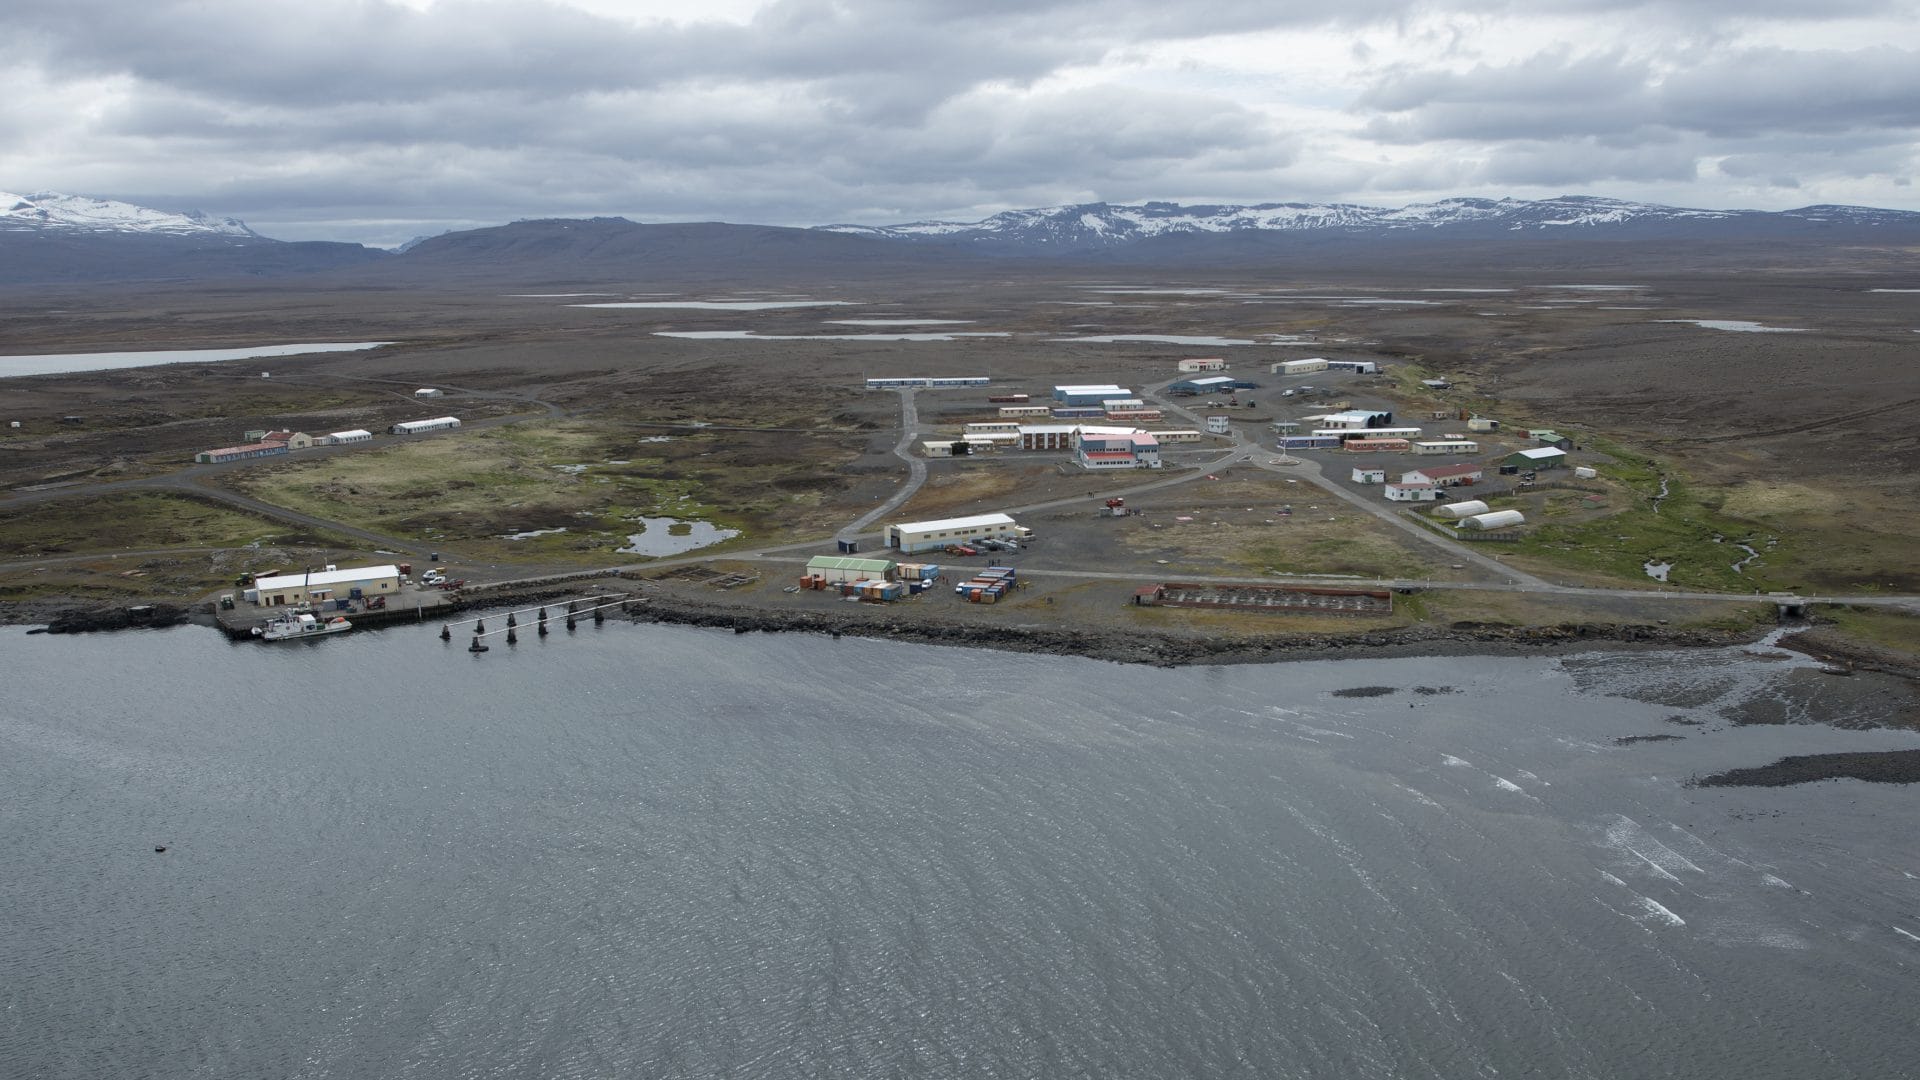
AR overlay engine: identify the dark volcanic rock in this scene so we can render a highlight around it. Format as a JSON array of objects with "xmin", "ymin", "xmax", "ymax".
[
  {"xmin": 44, "ymin": 603, "xmax": 190, "ymax": 634},
  {"xmin": 1695, "ymin": 750, "xmax": 1920, "ymax": 787}
]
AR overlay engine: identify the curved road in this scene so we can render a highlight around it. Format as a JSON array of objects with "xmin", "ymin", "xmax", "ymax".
[{"xmin": 839, "ymin": 388, "xmax": 927, "ymax": 540}]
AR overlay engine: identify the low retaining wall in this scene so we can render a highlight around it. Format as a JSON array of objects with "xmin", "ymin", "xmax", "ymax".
[{"xmin": 1134, "ymin": 582, "xmax": 1395, "ymax": 615}]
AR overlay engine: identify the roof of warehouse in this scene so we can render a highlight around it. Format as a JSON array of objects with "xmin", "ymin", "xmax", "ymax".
[
  {"xmin": 1412, "ymin": 463, "xmax": 1484, "ymax": 478},
  {"xmin": 1513, "ymin": 447, "xmax": 1567, "ymax": 459},
  {"xmin": 888, "ymin": 512, "xmax": 1016, "ymax": 532},
  {"xmin": 256, "ymin": 564, "xmax": 401, "ymax": 590},
  {"xmin": 201, "ymin": 440, "xmax": 285, "ymax": 457},
  {"xmin": 1054, "ymin": 384, "xmax": 1129, "ymax": 393},
  {"xmin": 330, "ymin": 429, "xmax": 372, "ymax": 438},
  {"xmin": 805, "ymin": 556, "xmax": 897, "ymax": 571}
]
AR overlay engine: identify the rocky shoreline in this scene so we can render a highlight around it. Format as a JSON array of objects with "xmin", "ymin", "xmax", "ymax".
[
  {"xmin": 615, "ymin": 592, "xmax": 1761, "ymax": 666},
  {"xmin": 0, "ymin": 590, "xmax": 1859, "ymax": 670}
]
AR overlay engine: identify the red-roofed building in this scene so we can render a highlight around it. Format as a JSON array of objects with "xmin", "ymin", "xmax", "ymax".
[
  {"xmin": 1076, "ymin": 432, "xmax": 1163, "ymax": 470},
  {"xmin": 1401, "ymin": 463, "xmax": 1484, "ymax": 487}
]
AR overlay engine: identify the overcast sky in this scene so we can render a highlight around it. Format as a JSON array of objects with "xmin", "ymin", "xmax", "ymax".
[{"xmin": 6, "ymin": 0, "xmax": 1918, "ymax": 245}]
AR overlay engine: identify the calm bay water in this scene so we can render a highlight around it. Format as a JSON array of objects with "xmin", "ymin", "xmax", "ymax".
[{"xmin": 3, "ymin": 622, "xmax": 1917, "ymax": 1079}]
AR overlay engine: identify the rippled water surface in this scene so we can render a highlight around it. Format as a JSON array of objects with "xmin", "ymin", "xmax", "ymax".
[{"xmin": 4, "ymin": 624, "xmax": 1916, "ymax": 1079}]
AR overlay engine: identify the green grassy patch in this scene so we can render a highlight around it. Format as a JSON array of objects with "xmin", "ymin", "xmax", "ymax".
[
  {"xmin": 1814, "ymin": 606, "xmax": 1920, "ymax": 660},
  {"xmin": 228, "ymin": 419, "xmax": 861, "ymax": 561},
  {"xmin": 1504, "ymin": 439, "xmax": 1798, "ymax": 592},
  {"xmin": 0, "ymin": 492, "xmax": 359, "ymax": 558}
]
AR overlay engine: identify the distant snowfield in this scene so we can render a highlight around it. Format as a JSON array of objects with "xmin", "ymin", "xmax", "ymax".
[
  {"xmin": 0, "ymin": 342, "xmax": 394, "ymax": 378},
  {"xmin": 1658, "ymin": 319, "xmax": 1809, "ymax": 334},
  {"xmin": 654, "ymin": 330, "xmax": 1009, "ymax": 342},
  {"xmin": 504, "ymin": 292, "xmax": 622, "ymax": 297},
  {"xmin": 1868, "ymin": 288, "xmax": 1920, "ymax": 293},
  {"xmin": 573, "ymin": 300, "xmax": 853, "ymax": 311},
  {"xmin": 1550, "ymin": 284, "xmax": 1648, "ymax": 290}
]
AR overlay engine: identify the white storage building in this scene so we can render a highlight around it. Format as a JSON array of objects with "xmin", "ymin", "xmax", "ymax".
[
  {"xmin": 1272, "ymin": 358, "xmax": 1329, "ymax": 376},
  {"xmin": 1177, "ymin": 358, "xmax": 1226, "ymax": 372},
  {"xmin": 885, "ymin": 512, "xmax": 1021, "ymax": 553},
  {"xmin": 253, "ymin": 564, "xmax": 401, "ymax": 607},
  {"xmin": 327, "ymin": 429, "xmax": 373, "ymax": 445},
  {"xmin": 1433, "ymin": 500, "xmax": 1490, "ymax": 520},
  {"xmin": 806, "ymin": 555, "xmax": 899, "ymax": 583},
  {"xmin": 1385, "ymin": 482, "xmax": 1443, "ymax": 502},
  {"xmin": 390, "ymin": 416, "xmax": 461, "ymax": 435},
  {"xmin": 413, "ymin": 388, "xmax": 444, "ymax": 398}
]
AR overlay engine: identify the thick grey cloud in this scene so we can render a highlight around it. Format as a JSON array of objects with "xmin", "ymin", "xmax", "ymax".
[{"xmin": 5, "ymin": 0, "xmax": 1918, "ymax": 243}]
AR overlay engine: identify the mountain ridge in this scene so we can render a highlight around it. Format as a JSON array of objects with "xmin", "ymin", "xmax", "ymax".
[
  {"xmin": 817, "ymin": 195, "xmax": 1920, "ymax": 253},
  {"xmin": 5, "ymin": 190, "xmax": 1920, "ymax": 285}
]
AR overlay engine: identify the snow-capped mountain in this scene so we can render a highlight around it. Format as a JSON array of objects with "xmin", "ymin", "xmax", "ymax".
[
  {"xmin": 818, "ymin": 196, "xmax": 1920, "ymax": 252},
  {"xmin": 2, "ymin": 190, "xmax": 258, "ymax": 238}
]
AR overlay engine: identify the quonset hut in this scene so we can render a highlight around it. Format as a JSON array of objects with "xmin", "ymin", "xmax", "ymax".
[
  {"xmin": 1461, "ymin": 509, "xmax": 1526, "ymax": 531},
  {"xmin": 389, "ymin": 416, "xmax": 461, "ymax": 435}
]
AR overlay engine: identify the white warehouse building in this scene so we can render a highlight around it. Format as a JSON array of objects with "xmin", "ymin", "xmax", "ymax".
[
  {"xmin": 884, "ymin": 512, "xmax": 1023, "ymax": 554},
  {"xmin": 389, "ymin": 416, "xmax": 461, "ymax": 435},
  {"xmin": 1272, "ymin": 358, "xmax": 1329, "ymax": 376}
]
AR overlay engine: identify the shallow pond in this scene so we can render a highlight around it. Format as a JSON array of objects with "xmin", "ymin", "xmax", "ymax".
[
  {"xmin": 616, "ymin": 516, "xmax": 740, "ymax": 556},
  {"xmin": 1658, "ymin": 319, "xmax": 1808, "ymax": 333}
]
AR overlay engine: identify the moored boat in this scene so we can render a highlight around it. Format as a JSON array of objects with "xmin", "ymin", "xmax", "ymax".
[{"xmin": 253, "ymin": 612, "xmax": 353, "ymax": 641}]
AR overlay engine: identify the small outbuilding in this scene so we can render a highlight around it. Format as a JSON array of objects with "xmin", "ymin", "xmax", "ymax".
[
  {"xmin": 414, "ymin": 388, "xmax": 445, "ymax": 398},
  {"xmin": 1351, "ymin": 468, "xmax": 1384, "ymax": 484},
  {"xmin": 1177, "ymin": 358, "xmax": 1226, "ymax": 372},
  {"xmin": 327, "ymin": 429, "xmax": 374, "ymax": 445}
]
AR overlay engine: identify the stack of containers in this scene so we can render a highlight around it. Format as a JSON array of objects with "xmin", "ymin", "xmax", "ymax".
[{"xmin": 956, "ymin": 566, "xmax": 1017, "ymax": 603}]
